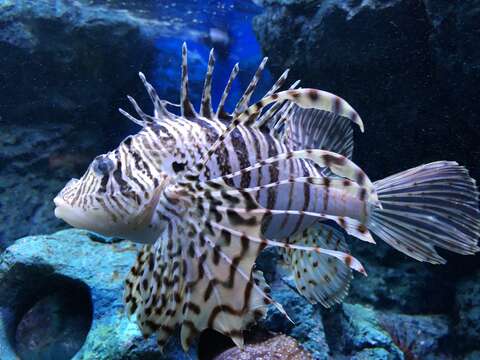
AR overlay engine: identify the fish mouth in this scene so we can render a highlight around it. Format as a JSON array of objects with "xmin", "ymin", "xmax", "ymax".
[
  {"xmin": 53, "ymin": 195, "xmax": 78, "ymax": 224},
  {"xmin": 54, "ymin": 195, "xmax": 109, "ymax": 234},
  {"xmin": 53, "ymin": 178, "xmax": 79, "ymax": 220},
  {"xmin": 53, "ymin": 196, "xmax": 67, "ymax": 217}
]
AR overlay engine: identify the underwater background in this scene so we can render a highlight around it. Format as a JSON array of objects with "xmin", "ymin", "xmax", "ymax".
[{"xmin": 0, "ymin": 0, "xmax": 479, "ymax": 359}]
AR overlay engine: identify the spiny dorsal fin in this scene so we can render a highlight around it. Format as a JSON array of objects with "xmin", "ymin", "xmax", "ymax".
[
  {"xmin": 200, "ymin": 49, "xmax": 215, "ymax": 119},
  {"xmin": 284, "ymin": 105, "xmax": 354, "ymax": 159},
  {"xmin": 216, "ymin": 63, "xmax": 239, "ymax": 119},
  {"xmin": 119, "ymin": 95, "xmax": 158, "ymax": 127},
  {"xmin": 181, "ymin": 42, "xmax": 197, "ymax": 118},
  {"xmin": 284, "ymin": 223, "xmax": 353, "ymax": 307},
  {"xmin": 265, "ymin": 68, "xmax": 290, "ymax": 97},
  {"xmin": 255, "ymin": 79, "xmax": 301, "ymax": 130},
  {"xmin": 138, "ymin": 72, "xmax": 171, "ymax": 119},
  {"xmin": 270, "ymin": 101, "xmax": 296, "ymax": 135},
  {"xmin": 118, "ymin": 74, "xmax": 177, "ymax": 126},
  {"xmin": 233, "ymin": 57, "xmax": 268, "ymax": 115},
  {"xmin": 185, "ymin": 87, "xmax": 364, "ymax": 183}
]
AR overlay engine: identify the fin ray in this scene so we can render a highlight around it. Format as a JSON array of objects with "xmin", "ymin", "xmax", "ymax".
[
  {"xmin": 200, "ymin": 49, "xmax": 215, "ymax": 119},
  {"xmin": 284, "ymin": 105, "xmax": 354, "ymax": 160},
  {"xmin": 181, "ymin": 43, "xmax": 197, "ymax": 118},
  {"xmin": 233, "ymin": 57, "xmax": 268, "ymax": 114},
  {"xmin": 284, "ymin": 224, "xmax": 353, "ymax": 307},
  {"xmin": 216, "ymin": 63, "xmax": 239, "ymax": 119},
  {"xmin": 369, "ymin": 161, "xmax": 480, "ymax": 264}
]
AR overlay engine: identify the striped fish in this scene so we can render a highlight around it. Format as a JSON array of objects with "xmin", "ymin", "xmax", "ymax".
[{"xmin": 54, "ymin": 43, "xmax": 480, "ymax": 351}]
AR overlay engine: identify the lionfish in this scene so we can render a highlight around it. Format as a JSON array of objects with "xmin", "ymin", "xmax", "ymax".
[{"xmin": 54, "ymin": 44, "xmax": 480, "ymax": 351}]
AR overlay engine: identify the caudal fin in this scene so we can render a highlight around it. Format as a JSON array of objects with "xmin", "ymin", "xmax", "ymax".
[{"xmin": 368, "ymin": 161, "xmax": 480, "ymax": 264}]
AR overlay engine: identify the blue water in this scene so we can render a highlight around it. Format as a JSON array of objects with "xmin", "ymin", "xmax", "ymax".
[{"xmin": 150, "ymin": 0, "xmax": 270, "ymax": 109}]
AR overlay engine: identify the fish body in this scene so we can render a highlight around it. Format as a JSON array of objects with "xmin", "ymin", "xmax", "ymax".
[{"xmin": 54, "ymin": 44, "xmax": 480, "ymax": 351}]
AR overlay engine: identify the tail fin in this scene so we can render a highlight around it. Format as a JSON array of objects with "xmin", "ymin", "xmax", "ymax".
[{"xmin": 368, "ymin": 161, "xmax": 480, "ymax": 264}]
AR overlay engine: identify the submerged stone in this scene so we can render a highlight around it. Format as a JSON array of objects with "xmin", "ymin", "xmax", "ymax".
[
  {"xmin": 15, "ymin": 288, "xmax": 92, "ymax": 360},
  {"xmin": 260, "ymin": 267, "xmax": 330, "ymax": 359},
  {"xmin": 339, "ymin": 304, "xmax": 403, "ymax": 359},
  {"xmin": 455, "ymin": 270, "xmax": 480, "ymax": 353},
  {"xmin": 376, "ymin": 312, "xmax": 450, "ymax": 359},
  {"xmin": 0, "ymin": 229, "xmax": 194, "ymax": 359}
]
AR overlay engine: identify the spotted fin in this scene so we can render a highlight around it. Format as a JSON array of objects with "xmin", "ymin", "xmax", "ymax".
[
  {"xmin": 284, "ymin": 224, "xmax": 353, "ymax": 307},
  {"xmin": 124, "ymin": 229, "xmax": 186, "ymax": 348},
  {"xmin": 124, "ymin": 244, "xmax": 153, "ymax": 318}
]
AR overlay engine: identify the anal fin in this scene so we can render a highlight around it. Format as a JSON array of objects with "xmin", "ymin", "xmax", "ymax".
[{"xmin": 283, "ymin": 223, "xmax": 353, "ymax": 307}]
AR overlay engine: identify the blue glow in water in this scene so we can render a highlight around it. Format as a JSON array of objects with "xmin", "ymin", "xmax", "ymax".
[{"xmin": 150, "ymin": 0, "xmax": 271, "ymax": 112}]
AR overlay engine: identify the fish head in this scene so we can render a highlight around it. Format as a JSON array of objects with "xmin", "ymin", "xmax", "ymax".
[{"xmin": 54, "ymin": 135, "xmax": 169, "ymax": 243}]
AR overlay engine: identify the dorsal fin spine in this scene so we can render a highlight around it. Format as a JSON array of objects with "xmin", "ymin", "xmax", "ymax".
[
  {"xmin": 200, "ymin": 49, "xmax": 215, "ymax": 119},
  {"xmin": 138, "ymin": 72, "xmax": 170, "ymax": 119},
  {"xmin": 255, "ymin": 79, "xmax": 300, "ymax": 129},
  {"xmin": 184, "ymin": 88, "xmax": 364, "ymax": 179},
  {"xmin": 216, "ymin": 63, "xmax": 239, "ymax": 119},
  {"xmin": 181, "ymin": 42, "xmax": 197, "ymax": 118},
  {"xmin": 233, "ymin": 57, "xmax": 268, "ymax": 115}
]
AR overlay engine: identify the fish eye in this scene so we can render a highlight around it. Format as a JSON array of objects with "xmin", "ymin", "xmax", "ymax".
[{"xmin": 92, "ymin": 156, "xmax": 114, "ymax": 176}]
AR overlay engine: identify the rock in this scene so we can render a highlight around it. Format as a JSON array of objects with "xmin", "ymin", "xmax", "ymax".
[
  {"xmin": 350, "ymin": 348, "xmax": 392, "ymax": 360},
  {"xmin": 252, "ymin": 0, "xmax": 480, "ymax": 309},
  {"xmin": 15, "ymin": 288, "xmax": 91, "ymax": 360},
  {"xmin": 260, "ymin": 272, "xmax": 330, "ymax": 359},
  {"xmin": 214, "ymin": 334, "xmax": 312, "ymax": 360},
  {"xmin": 322, "ymin": 303, "xmax": 451, "ymax": 359},
  {"xmin": 336, "ymin": 304, "xmax": 403, "ymax": 359},
  {"xmin": 464, "ymin": 351, "xmax": 480, "ymax": 360},
  {"xmin": 0, "ymin": 229, "xmax": 194, "ymax": 359},
  {"xmin": 424, "ymin": 0, "xmax": 480, "ymax": 127},
  {"xmin": 455, "ymin": 270, "xmax": 480, "ymax": 353},
  {"xmin": 252, "ymin": 0, "xmax": 480, "ymax": 201},
  {"xmin": 348, "ymin": 241, "xmax": 451, "ymax": 314},
  {"xmin": 253, "ymin": 0, "xmax": 463, "ymax": 180},
  {"xmin": 377, "ymin": 312, "xmax": 450, "ymax": 359},
  {"xmin": 0, "ymin": 0, "xmax": 161, "ymax": 249}
]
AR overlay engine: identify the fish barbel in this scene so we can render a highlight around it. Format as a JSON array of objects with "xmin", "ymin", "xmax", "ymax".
[{"xmin": 54, "ymin": 44, "xmax": 480, "ymax": 351}]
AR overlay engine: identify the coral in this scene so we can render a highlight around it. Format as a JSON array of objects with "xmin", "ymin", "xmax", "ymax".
[{"xmin": 213, "ymin": 335, "xmax": 312, "ymax": 360}]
